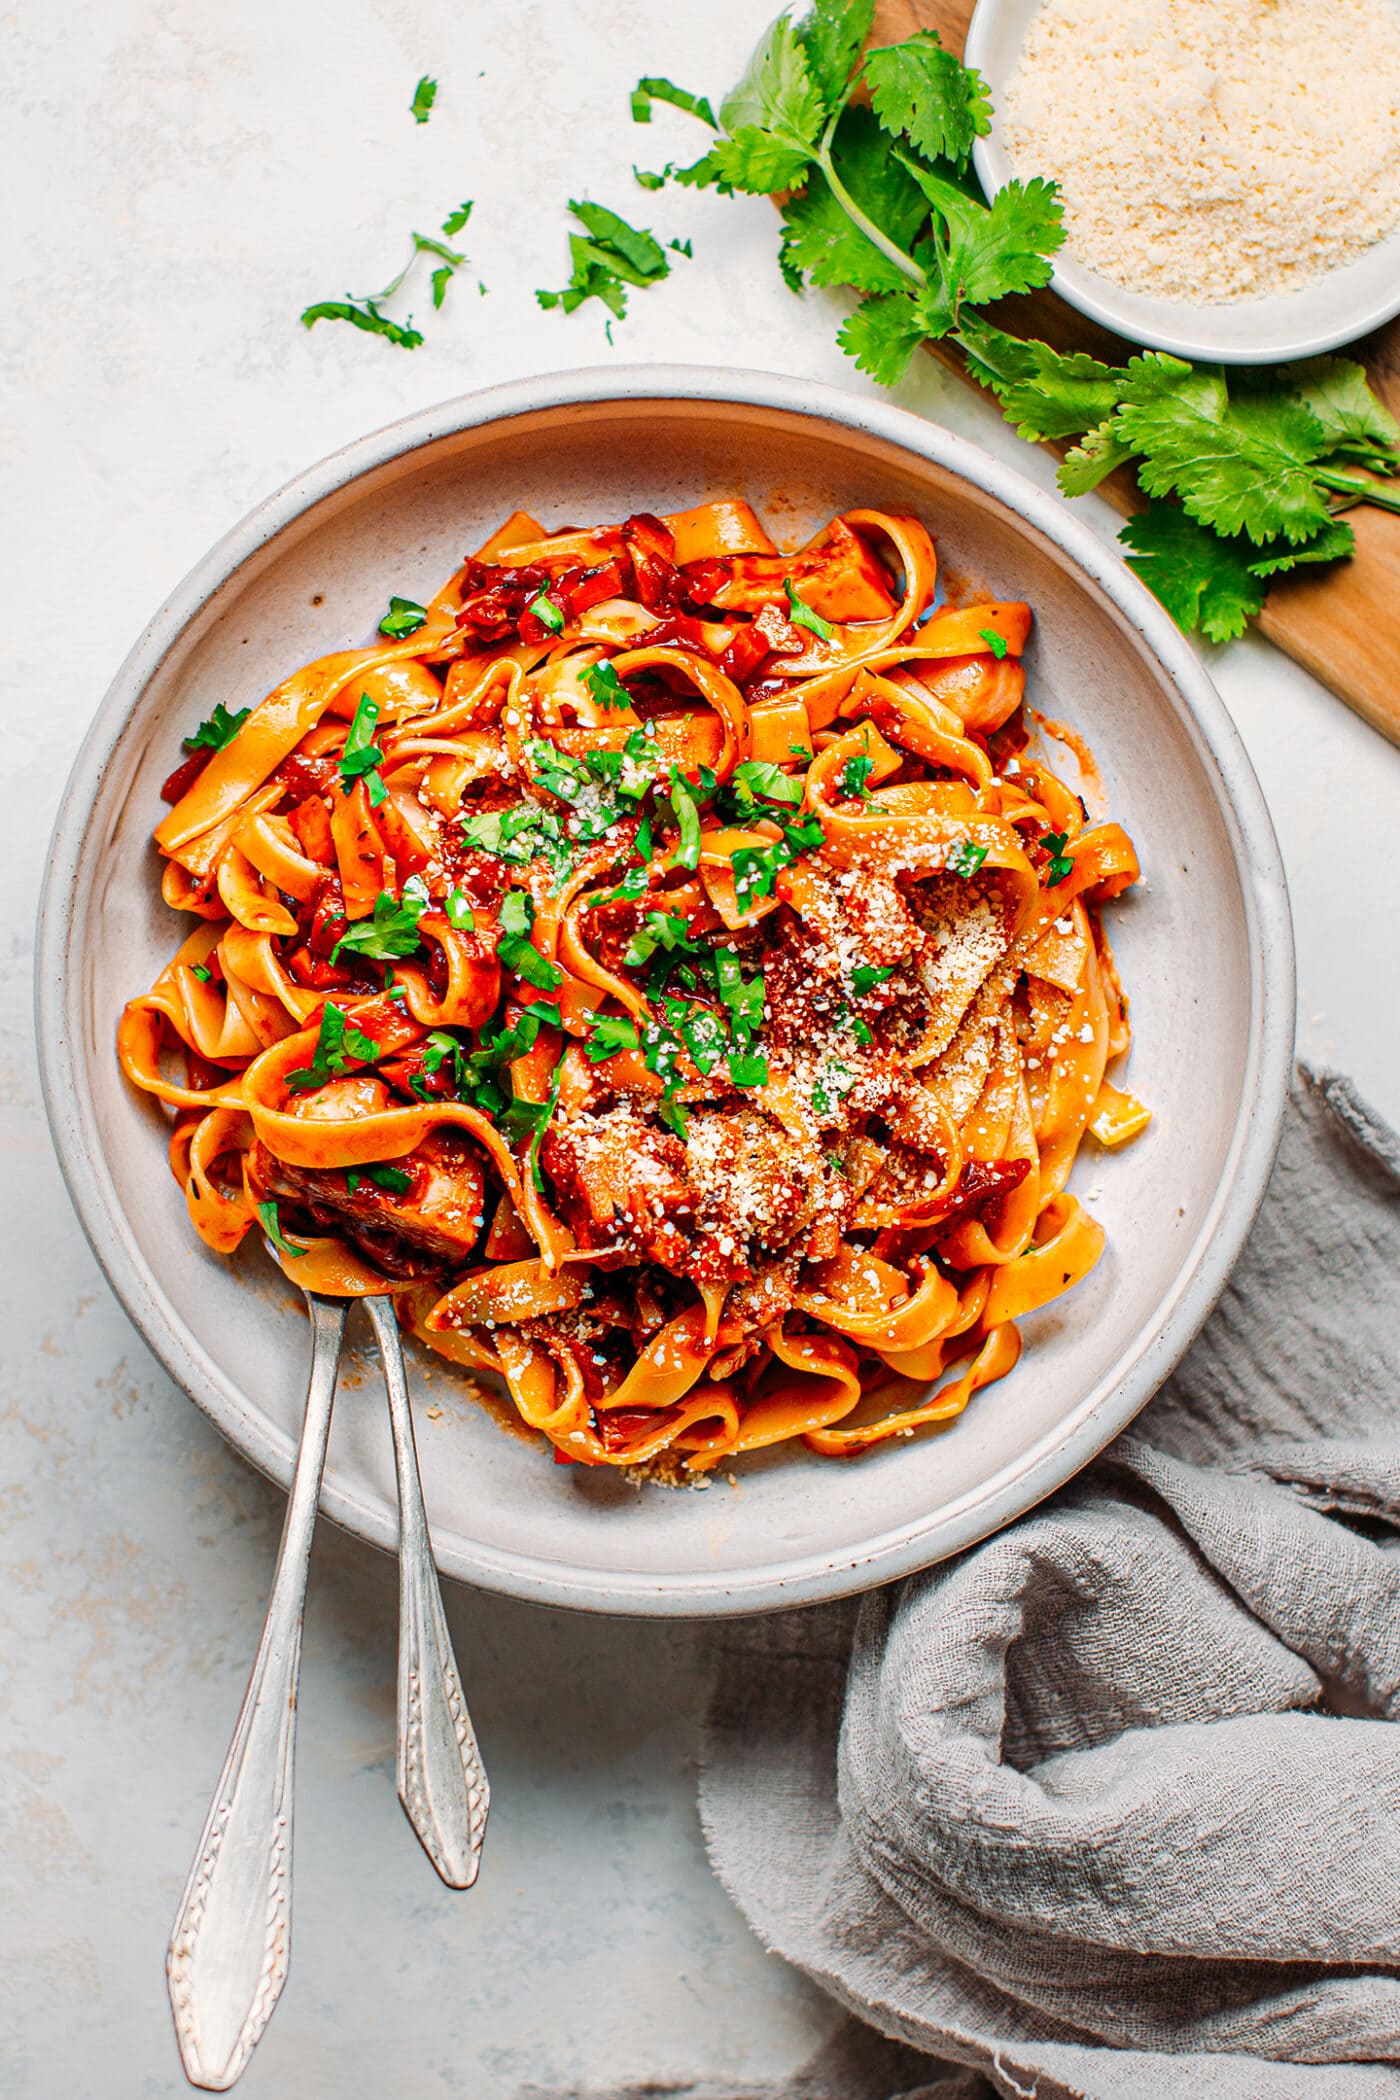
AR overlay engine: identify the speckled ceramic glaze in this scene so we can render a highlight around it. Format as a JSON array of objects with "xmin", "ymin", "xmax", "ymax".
[
  {"xmin": 36, "ymin": 366, "xmax": 1293, "ymax": 1614},
  {"xmin": 966, "ymin": 0, "xmax": 1400, "ymax": 363}
]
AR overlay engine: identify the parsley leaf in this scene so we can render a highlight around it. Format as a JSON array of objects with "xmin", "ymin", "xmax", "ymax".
[
  {"xmin": 865, "ymin": 30, "xmax": 991, "ymax": 167},
  {"xmin": 444, "ymin": 887, "xmax": 475, "ymax": 931},
  {"xmin": 183, "ymin": 702, "xmax": 250, "ymax": 753},
  {"xmin": 285, "ymin": 1002, "xmax": 382, "ymax": 1093},
  {"xmin": 1040, "ymin": 832, "xmax": 1075, "ymax": 886},
  {"xmin": 784, "ymin": 576, "xmax": 834, "ymax": 639},
  {"xmin": 624, "ymin": 910, "xmax": 696, "ymax": 968},
  {"xmin": 422, "ymin": 1030, "xmax": 468, "ymax": 1092},
  {"xmin": 631, "ymin": 76, "xmax": 717, "ymax": 127},
  {"xmin": 978, "ymin": 626, "xmax": 1008, "ymax": 660},
  {"xmin": 379, "ymin": 595, "xmax": 428, "ymax": 639},
  {"xmin": 331, "ymin": 882, "xmax": 430, "ymax": 963},
  {"xmin": 410, "ymin": 75, "xmax": 437, "ymax": 124},
  {"xmin": 841, "ymin": 751, "xmax": 875, "ymax": 799},
  {"xmin": 668, "ymin": 768, "xmax": 703, "ymax": 869},
  {"xmin": 728, "ymin": 1046, "xmax": 769, "ymax": 1088},
  {"xmin": 366, "ymin": 1162, "xmax": 412, "ymax": 1194}
]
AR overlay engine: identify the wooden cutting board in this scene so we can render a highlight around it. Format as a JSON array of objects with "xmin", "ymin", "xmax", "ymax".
[{"xmin": 871, "ymin": 0, "xmax": 1400, "ymax": 745}]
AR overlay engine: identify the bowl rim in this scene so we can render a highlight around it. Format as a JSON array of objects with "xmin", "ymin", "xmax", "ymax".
[
  {"xmin": 964, "ymin": 0, "xmax": 1400, "ymax": 365},
  {"xmin": 34, "ymin": 361, "xmax": 1296, "ymax": 1615}
]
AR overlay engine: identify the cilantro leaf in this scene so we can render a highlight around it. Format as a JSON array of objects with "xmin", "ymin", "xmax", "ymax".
[
  {"xmin": 797, "ymin": 0, "xmax": 875, "ymax": 107},
  {"xmin": 779, "ymin": 106, "xmax": 932, "ymax": 294},
  {"xmin": 957, "ymin": 316, "xmax": 1125, "ymax": 442},
  {"xmin": 1245, "ymin": 516, "xmax": 1356, "ymax": 578},
  {"xmin": 837, "ymin": 292, "xmax": 927, "ymax": 386},
  {"xmin": 625, "ymin": 910, "xmax": 696, "ymax": 968},
  {"xmin": 495, "ymin": 888, "xmax": 565, "ymax": 990},
  {"xmin": 585, "ymin": 660, "xmax": 631, "ymax": 711},
  {"xmin": 709, "ymin": 128, "xmax": 818, "ymax": 194},
  {"xmin": 978, "ymin": 627, "xmax": 1008, "ymax": 660},
  {"xmin": 631, "ymin": 75, "xmax": 717, "ymax": 127},
  {"xmin": 728, "ymin": 1046, "xmax": 769, "ymax": 1088},
  {"xmin": 1118, "ymin": 504, "xmax": 1267, "ymax": 644},
  {"xmin": 720, "ymin": 14, "xmax": 826, "ymax": 153},
  {"xmin": 585, "ymin": 1012, "xmax": 641, "ymax": 1061},
  {"xmin": 785, "ymin": 576, "xmax": 834, "ymax": 639},
  {"xmin": 285, "ymin": 1002, "xmax": 382, "ymax": 1093},
  {"xmin": 851, "ymin": 963, "xmax": 893, "ymax": 996},
  {"xmin": 527, "ymin": 587, "xmax": 565, "ymax": 634},
  {"xmin": 183, "ymin": 702, "xmax": 250, "ymax": 753},
  {"xmin": 904, "ymin": 161, "xmax": 1064, "ymax": 317},
  {"xmin": 1058, "ymin": 420, "xmax": 1136, "ymax": 497},
  {"xmin": 1115, "ymin": 358, "xmax": 1336, "ymax": 546},
  {"xmin": 444, "ymin": 887, "xmax": 475, "ymax": 930},
  {"xmin": 1287, "ymin": 356, "xmax": 1400, "ymax": 468},
  {"xmin": 422, "ymin": 1029, "xmax": 468, "ymax": 1091},
  {"xmin": 379, "ymin": 595, "xmax": 428, "ymax": 638},
  {"xmin": 331, "ymin": 884, "xmax": 430, "ymax": 963},
  {"xmin": 841, "ymin": 751, "xmax": 875, "ymax": 798},
  {"xmin": 537, "ymin": 199, "xmax": 676, "ymax": 322},
  {"xmin": 732, "ymin": 759, "xmax": 803, "ymax": 805},
  {"xmin": 668, "ymin": 769, "xmax": 702, "ymax": 870},
  {"xmin": 410, "ymin": 75, "xmax": 437, "ymax": 124},
  {"xmin": 301, "ymin": 300, "xmax": 424, "ymax": 350},
  {"xmin": 947, "ymin": 840, "xmax": 988, "ymax": 878},
  {"xmin": 865, "ymin": 30, "xmax": 992, "ymax": 167},
  {"xmin": 338, "ymin": 692, "xmax": 388, "ymax": 805},
  {"xmin": 257, "ymin": 1199, "xmax": 307, "ymax": 1260},
  {"xmin": 365, "ymin": 1162, "xmax": 412, "ymax": 1194}
]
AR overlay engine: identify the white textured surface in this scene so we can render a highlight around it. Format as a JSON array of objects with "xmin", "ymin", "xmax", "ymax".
[{"xmin": 3, "ymin": 3, "xmax": 1400, "ymax": 2093}]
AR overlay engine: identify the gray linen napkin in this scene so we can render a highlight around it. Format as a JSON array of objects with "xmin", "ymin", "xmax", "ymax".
[{"xmin": 695, "ymin": 1070, "xmax": 1400, "ymax": 2100}]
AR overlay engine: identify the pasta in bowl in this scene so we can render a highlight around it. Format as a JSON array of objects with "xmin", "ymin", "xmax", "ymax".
[{"xmin": 119, "ymin": 492, "xmax": 1148, "ymax": 1480}]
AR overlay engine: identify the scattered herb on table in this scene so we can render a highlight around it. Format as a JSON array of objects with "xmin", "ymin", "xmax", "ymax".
[
  {"xmin": 536, "ymin": 199, "xmax": 689, "ymax": 329},
  {"xmin": 302, "ymin": 202, "xmax": 474, "ymax": 346},
  {"xmin": 631, "ymin": 1, "xmax": 1400, "ymax": 641},
  {"xmin": 410, "ymin": 75, "xmax": 437, "ymax": 125}
]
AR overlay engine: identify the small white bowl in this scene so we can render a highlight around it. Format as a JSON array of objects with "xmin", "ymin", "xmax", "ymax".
[
  {"xmin": 966, "ymin": 0, "xmax": 1400, "ymax": 364},
  {"xmin": 36, "ymin": 365, "xmax": 1293, "ymax": 1616}
]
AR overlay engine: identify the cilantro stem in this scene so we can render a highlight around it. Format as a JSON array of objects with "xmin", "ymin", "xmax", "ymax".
[
  {"xmin": 815, "ymin": 113, "xmax": 926, "ymax": 292},
  {"xmin": 1315, "ymin": 469, "xmax": 1400, "ymax": 517}
]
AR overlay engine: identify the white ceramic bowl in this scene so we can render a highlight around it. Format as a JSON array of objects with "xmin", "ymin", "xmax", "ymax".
[
  {"xmin": 36, "ymin": 365, "xmax": 1294, "ymax": 1615},
  {"xmin": 966, "ymin": 0, "xmax": 1400, "ymax": 364}
]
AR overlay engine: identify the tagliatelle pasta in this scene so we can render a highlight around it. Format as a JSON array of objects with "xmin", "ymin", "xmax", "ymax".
[{"xmin": 119, "ymin": 497, "xmax": 1148, "ymax": 1477}]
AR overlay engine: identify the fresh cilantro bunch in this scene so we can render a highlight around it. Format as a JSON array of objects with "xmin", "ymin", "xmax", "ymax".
[{"xmin": 635, "ymin": 0, "xmax": 1400, "ymax": 642}]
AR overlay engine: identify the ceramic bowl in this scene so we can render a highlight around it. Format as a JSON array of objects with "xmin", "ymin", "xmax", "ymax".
[
  {"xmin": 965, "ymin": 0, "xmax": 1400, "ymax": 364},
  {"xmin": 36, "ymin": 365, "xmax": 1294, "ymax": 1615}
]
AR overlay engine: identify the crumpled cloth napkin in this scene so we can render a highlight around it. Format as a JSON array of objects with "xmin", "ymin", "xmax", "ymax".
[{"xmin": 693, "ymin": 1070, "xmax": 1400, "ymax": 2100}]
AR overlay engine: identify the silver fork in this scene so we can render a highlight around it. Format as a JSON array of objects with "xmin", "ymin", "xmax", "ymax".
[{"xmin": 166, "ymin": 1269, "xmax": 489, "ymax": 2091}]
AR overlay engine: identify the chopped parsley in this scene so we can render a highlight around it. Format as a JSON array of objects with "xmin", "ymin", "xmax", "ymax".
[
  {"xmin": 285, "ymin": 1002, "xmax": 382, "ymax": 1093},
  {"xmin": 947, "ymin": 839, "xmax": 989, "ymax": 878},
  {"xmin": 257, "ymin": 1199, "xmax": 306, "ymax": 1260},
  {"xmin": 978, "ymin": 625, "xmax": 1009, "ymax": 659},
  {"xmin": 462, "ymin": 804, "xmax": 575, "ymax": 887},
  {"xmin": 183, "ymin": 703, "xmax": 250, "ymax": 754},
  {"xmin": 841, "ymin": 751, "xmax": 875, "ymax": 801},
  {"xmin": 812, "ymin": 1055, "xmax": 856, "ymax": 1117},
  {"xmin": 421, "ymin": 1030, "xmax": 469, "ymax": 1092},
  {"xmin": 365, "ymin": 1162, "xmax": 412, "ymax": 1194},
  {"xmin": 338, "ymin": 692, "xmax": 388, "ymax": 807},
  {"xmin": 410, "ymin": 75, "xmax": 437, "ymax": 124},
  {"xmin": 1041, "ymin": 831, "xmax": 1075, "ymax": 886},
  {"xmin": 527, "ymin": 587, "xmax": 566, "ymax": 635},
  {"xmin": 331, "ymin": 878, "xmax": 430, "ymax": 963},
  {"xmin": 784, "ymin": 577, "xmax": 834, "ymax": 641},
  {"xmin": 730, "ymin": 809, "xmax": 825, "ymax": 907},
  {"xmin": 379, "ymin": 596, "xmax": 428, "ymax": 639},
  {"xmin": 190, "ymin": 963, "xmax": 212, "ymax": 983},
  {"xmin": 728, "ymin": 1045, "xmax": 769, "ymax": 1088},
  {"xmin": 585, "ymin": 659, "xmax": 631, "ymax": 710},
  {"xmin": 444, "ymin": 887, "xmax": 475, "ymax": 931},
  {"xmin": 731, "ymin": 759, "xmax": 803, "ymax": 806},
  {"xmin": 495, "ymin": 888, "xmax": 565, "ymax": 991}
]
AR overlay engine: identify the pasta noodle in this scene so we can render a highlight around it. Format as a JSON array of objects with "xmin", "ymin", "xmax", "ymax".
[{"xmin": 119, "ymin": 497, "xmax": 1148, "ymax": 1477}]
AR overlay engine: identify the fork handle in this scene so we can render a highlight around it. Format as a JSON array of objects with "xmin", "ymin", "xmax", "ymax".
[
  {"xmin": 365, "ymin": 1296, "xmax": 489, "ymax": 1887},
  {"xmin": 166, "ymin": 1293, "xmax": 348, "ymax": 2091}
]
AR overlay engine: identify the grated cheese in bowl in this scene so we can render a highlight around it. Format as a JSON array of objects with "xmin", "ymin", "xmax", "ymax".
[{"xmin": 1001, "ymin": 0, "xmax": 1400, "ymax": 305}]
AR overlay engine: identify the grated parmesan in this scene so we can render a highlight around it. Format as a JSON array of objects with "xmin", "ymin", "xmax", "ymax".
[{"xmin": 1002, "ymin": 0, "xmax": 1400, "ymax": 303}]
